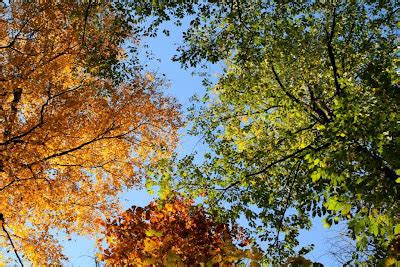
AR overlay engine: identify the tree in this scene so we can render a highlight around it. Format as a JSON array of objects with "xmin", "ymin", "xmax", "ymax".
[
  {"xmin": 97, "ymin": 195, "xmax": 261, "ymax": 265},
  {"xmin": 137, "ymin": 1, "xmax": 399, "ymax": 264},
  {"xmin": 0, "ymin": 2, "xmax": 180, "ymax": 264}
]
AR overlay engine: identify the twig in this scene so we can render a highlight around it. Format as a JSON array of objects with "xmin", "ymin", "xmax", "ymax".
[{"xmin": 274, "ymin": 160, "xmax": 302, "ymax": 261}]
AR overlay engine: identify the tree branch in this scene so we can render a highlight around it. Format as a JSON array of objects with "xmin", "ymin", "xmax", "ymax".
[
  {"xmin": 326, "ymin": 6, "xmax": 342, "ymax": 97},
  {"xmin": 0, "ymin": 176, "xmax": 49, "ymax": 192},
  {"xmin": 1, "ymin": 84, "xmax": 84, "ymax": 146},
  {"xmin": 356, "ymin": 144, "xmax": 399, "ymax": 184},
  {"xmin": 81, "ymin": 0, "xmax": 92, "ymax": 46},
  {"xmin": 30, "ymin": 121, "xmax": 148, "ymax": 166},
  {"xmin": 0, "ymin": 18, "xmax": 30, "ymax": 50},
  {"xmin": 270, "ymin": 63, "xmax": 323, "ymax": 124},
  {"xmin": 3, "ymin": 88, "xmax": 23, "ymax": 139},
  {"xmin": 305, "ymin": 83, "xmax": 332, "ymax": 123},
  {"xmin": 0, "ymin": 214, "xmax": 24, "ymax": 266},
  {"xmin": 220, "ymin": 105, "xmax": 282, "ymax": 122},
  {"xmin": 270, "ymin": 64, "xmax": 302, "ymax": 106},
  {"xmin": 274, "ymin": 160, "xmax": 302, "ymax": 260},
  {"xmin": 247, "ymin": 142, "xmax": 330, "ymax": 177}
]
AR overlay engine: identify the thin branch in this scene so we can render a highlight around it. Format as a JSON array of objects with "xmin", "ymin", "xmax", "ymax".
[
  {"xmin": 0, "ymin": 176, "xmax": 48, "ymax": 192},
  {"xmin": 0, "ymin": 18, "xmax": 30, "ymax": 50},
  {"xmin": 1, "ymin": 84, "xmax": 84, "ymax": 146},
  {"xmin": 81, "ymin": 0, "xmax": 92, "ymax": 46},
  {"xmin": 214, "ymin": 142, "xmax": 328, "ymax": 203},
  {"xmin": 326, "ymin": 6, "xmax": 342, "ymax": 97},
  {"xmin": 215, "ymin": 180, "xmax": 241, "ymax": 204},
  {"xmin": 38, "ymin": 130, "xmax": 111, "ymax": 163},
  {"xmin": 270, "ymin": 63, "xmax": 323, "ymax": 124},
  {"xmin": 274, "ymin": 160, "xmax": 302, "ymax": 261},
  {"xmin": 246, "ymin": 142, "xmax": 330, "ymax": 177},
  {"xmin": 305, "ymin": 83, "xmax": 331, "ymax": 123},
  {"xmin": 356, "ymin": 143, "xmax": 399, "ymax": 184},
  {"xmin": 235, "ymin": 0, "xmax": 254, "ymax": 34},
  {"xmin": 361, "ymin": 7, "xmax": 400, "ymax": 51},
  {"xmin": 30, "ymin": 121, "xmax": 148, "ymax": 165},
  {"xmin": 270, "ymin": 64, "xmax": 302, "ymax": 106},
  {"xmin": 220, "ymin": 105, "xmax": 282, "ymax": 122},
  {"xmin": 0, "ymin": 214, "xmax": 24, "ymax": 266},
  {"xmin": 246, "ymin": 122, "xmax": 317, "ymax": 168}
]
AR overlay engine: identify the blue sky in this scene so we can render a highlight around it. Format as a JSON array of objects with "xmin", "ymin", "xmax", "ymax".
[{"xmin": 61, "ymin": 21, "xmax": 344, "ymax": 266}]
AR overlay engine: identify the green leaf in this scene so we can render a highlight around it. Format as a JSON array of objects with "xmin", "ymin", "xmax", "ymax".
[
  {"xmin": 394, "ymin": 224, "xmax": 400, "ymax": 235},
  {"xmin": 311, "ymin": 171, "xmax": 321, "ymax": 182},
  {"xmin": 341, "ymin": 204, "xmax": 351, "ymax": 216},
  {"xmin": 370, "ymin": 223, "xmax": 379, "ymax": 237},
  {"xmin": 323, "ymin": 218, "xmax": 332, "ymax": 229},
  {"xmin": 354, "ymin": 220, "xmax": 365, "ymax": 234}
]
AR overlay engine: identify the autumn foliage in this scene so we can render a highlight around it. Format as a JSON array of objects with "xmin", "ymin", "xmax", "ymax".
[
  {"xmin": 3, "ymin": 1, "xmax": 397, "ymax": 265},
  {"xmin": 98, "ymin": 195, "xmax": 260, "ymax": 265},
  {"xmin": 0, "ymin": 2, "xmax": 180, "ymax": 263}
]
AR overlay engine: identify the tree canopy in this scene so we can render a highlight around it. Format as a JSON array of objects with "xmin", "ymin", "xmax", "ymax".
[
  {"xmin": 141, "ymin": 1, "xmax": 399, "ymax": 264},
  {"xmin": 1, "ymin": 1, "xmax": 399, "ymax": 265},
  {"xmin": 98, "ymin": 195, "xmax": 262, "ymax": 265},
  {"xmin": 0, "ymin": 2, "xmax": 180, "ymax": 264}
]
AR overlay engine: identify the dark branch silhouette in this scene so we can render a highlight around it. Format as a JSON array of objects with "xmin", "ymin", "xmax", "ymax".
[{"xmin": 0, "ymin": 214, "xmax": 24, "ymax": 266}]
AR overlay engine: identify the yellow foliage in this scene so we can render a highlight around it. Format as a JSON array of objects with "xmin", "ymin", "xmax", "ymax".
[{"xmin": 0, "ymin": 2, "xmax": 181, "ymax": 264}]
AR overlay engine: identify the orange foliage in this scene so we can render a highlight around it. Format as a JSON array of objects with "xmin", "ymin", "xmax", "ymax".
[
  {"xmin": 0, "ymin": 2, "xmax": 181, "ymax": 263},
  {"xmin": 98, "ymin": 196, "xmax": 260, "ymax": 265}
]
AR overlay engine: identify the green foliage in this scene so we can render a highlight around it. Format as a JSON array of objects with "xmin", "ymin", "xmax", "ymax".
[{"xmin": 140, "ymin": 1, "xmax": 399, "ymax": 264}]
